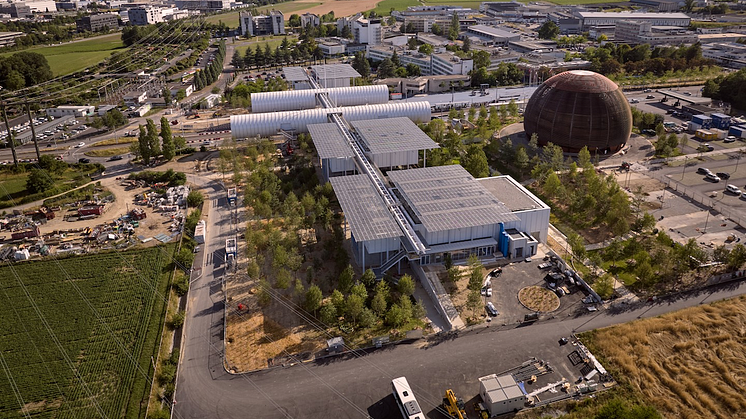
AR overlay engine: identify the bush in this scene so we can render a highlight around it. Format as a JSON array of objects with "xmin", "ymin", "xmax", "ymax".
[
  {"xmin": 128, "ymin": 169, "xmax": 186, "ymax": 186},
  {"xmin": 187, "ymin": 190, "xmax": 204, "ymax": 208},
  {"xmin": 158, "ymin": 363, "xmax": 177, "ymax": 385},
  {"xmin": 168, "ymin": 310, "xmax": 185, "ymax": 329},
  {"xmin": 172, "ymin": 273, "xmax": 189, "ymax": 296},
  {"xmin": 148, "ymin": 408, "xmax": 171, "ymax": 419}
]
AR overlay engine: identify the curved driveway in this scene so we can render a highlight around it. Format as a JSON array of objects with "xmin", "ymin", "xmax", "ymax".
[{"xmin": 173, "ymin": 181, "xmax": 746, "ymax": 419}]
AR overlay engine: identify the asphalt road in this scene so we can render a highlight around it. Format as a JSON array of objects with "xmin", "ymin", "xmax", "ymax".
[{"xmin": 173, "ymin": 181, "xmax": 746, "ymax": 419}]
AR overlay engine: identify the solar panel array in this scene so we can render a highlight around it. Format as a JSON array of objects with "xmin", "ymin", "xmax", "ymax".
[
  {"xmin": 329, "ymin": 175, "xmax": 402, "ymax": 242},
  {"xmin": 350, "ymin": 117, "xmax": 440, "ymax": 155},
  {"xmin": 311, "ymin": 64, "xmax": 361, "ymax": 80},
  {"xmin": 388, "ymin": 165, "xmax": 518, "ymax": 233},
  {"xmin": 282, "ymin": 66, "xmax": 309, "ymax": 82},
  {"xmin": 307, "ymin": 123, "xmax": 354, "ymax": 159}
]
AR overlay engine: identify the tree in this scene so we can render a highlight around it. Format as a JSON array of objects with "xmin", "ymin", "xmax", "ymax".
[
  {"xmin": 319, "ymin": 303, "xmax": 337, "ymax": 325},
  {"xmin": 288, "ymin": 13, "xmax": 301, "ymax": 28},
  {"xmin": 515, "ymin": 147, "xmax": 529, "ymax": 174},
  {"xmin": 461, "ymin": 145, "xmax": 490, "ymax": 178},
  {"xmin": 371, "ymin": 291, "xmax": 387, "ymax": 317},
  {"xmin": 146, "ymin": 118, "xmax": 160, "ymax": 158},
  {"xmin": 431, "ymin": 23, "xmax": 443, "ymax": 36},
  {"xmin": 360, "ymin": 269, "xmax": 376, "ymax": 288},
  {"xmin": 398, "ymin": 275, "xmax": 415, "ymax": 296},
  {"xmin": 405, "ymin": 63, "xmax": 421, "ymax": 77},
  {"xmin": 418, "ymin": 44, "xmax": 433, "ymax": 55},
  {"xmin": 187, "ymin": 190, "xmax": 204, "ymax": 208},
  {"xmin": 467, "ymin": 255, "xmax": 483, "ymax": 291},
  {"xmin": 338, "ymin": 264, "xmax": 354, "ymax": 294},
  {"xmin": 352, "ymin": 51, "xmax": 370, "ymax": 78},
  {"xmin": 0, "ymin": 51, "xmax": 53, "ymax": 90},
  {"xmin": 390, "ymin": 50, "xmax": 401, "ymax": 67},
  {"xmin": 448, "ymin": 12, "xmax": 460, "ymax": 41},
  {"xmin": 466, "ymin": 289, "xmax": 482, "ymax": 318},
  {"xmin": 330, "ymin": 289, "xmax": 345, "ymax": 316},
  {"xmin": 462, "ymin": 36, "xmax": 471, "ymax": 52},
  {"xmin": 26, "ymin": 168, "xmax": 53, "ymax": 193},
  {"xmin": 160, "ymin": 117, "xmax": 175, "ymax": 161},
  {"xmin": 162, "ymin": 87, "xmax": 172, "ymax": 105},
  {"xmin": 231, "ymin": 50, "xmax": 243, "ymax": 69},
  {"xmin": 351, "ymin": 282, "xmax": 368, "ymax": 301},
  {"xmin": 138, "ymin": 125, "xmax": 151, "ymax": 165},
  {"xmin": 683, "ymin": 0, "xmax": 695, "ymax": 12},
  {"xmin": 385, "ymin": 304, "xmax": 406, "ymax": 327},
  {"xmin": 538, "ymin": 21, "xmax": 559, "ymax": 40},
  {"xmin": 376, "ymin": 57, "xmax": 395, "ymax": 79},
  {"xmin": 728, "ymin": 244, "xmax": 746, "ymax": 270},
  {"xmin": 358, "ymin": 308, "xmax": 376, "ymax": 328},
  {"xmin": 345, "ymin": 294, "xmax": 364, "ymax": 323},
  {"xmin": 594, "ymin": 274, "xmax": 614, "ymax": 300}
]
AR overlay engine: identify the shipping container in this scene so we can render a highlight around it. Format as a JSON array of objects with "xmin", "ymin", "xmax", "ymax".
[
  {"xmin": 11, "ymin": 226, "xmax": 40, "ymax": 240},
  {"xmin": 692, "ymin": 114, "xmax": 712, "ymax": 129},
  {"xmin": 710, "ymin": 128, "xmax": 726, "ymax": 139},
  {"xmin": 729, "ymin": 125, "xmax": 746, "ymax": 139},
  {"xmin": 78, "ymin": 205, "xmax": 105, "ymax": 216},
  {"xmin": 695, "ymin": 129, "xmax": 717, "ymax": 141},
  {"xmin": 711, "ymin": 112, "xmax": 731, "ymax": 130}
]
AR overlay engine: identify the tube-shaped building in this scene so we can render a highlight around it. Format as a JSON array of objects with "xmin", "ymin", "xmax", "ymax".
[
  {"xmin": 231, "ymin": 101, "xmax": 432, "ymax": 138},
  {"xmin": 250, "ymin": 85, "xmax": 390, "ymax": 113}
]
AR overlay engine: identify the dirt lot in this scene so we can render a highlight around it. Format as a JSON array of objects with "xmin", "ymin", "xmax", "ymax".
[
  {"xmin": 291, "ymin": 0, "xmax": 383, "ymax": 16},
  {"xmin": 584, "ymin": 295, "xmax": 746, "ymax": 419}
]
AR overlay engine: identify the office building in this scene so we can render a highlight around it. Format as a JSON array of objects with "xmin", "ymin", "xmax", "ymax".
[
  {"xmin": 0, "ymin": 1, "xmax": 31, "ymax": 17},
  {"xmin": 76, "ymin": 13, "xmax": 118, "ymax": 32},
  {"xmin": 702, "ymin": 42, "xmax": 746, "ymax": 69},
  {"xmin": 354, "ymin": 16, "xmax": 382, "ymax": 45},
  {"xmin": 300, "ymin": 12, "xmax": 319, "ymax": 28},
  {"xmin": 367, "ymin": 46, "xmax": 473, "ymax": 76},
  {"xmin": 0, "ymin": 31, "xmax": 23, "ymax": 47},
  {"xmin": 45, "ymin": 105, "xmax": 95, "ymax": 118},
  {"xmin": 239, "ymin": 11, "xmax": 285, "ymax": 36},
  {"xmin": 577, "ymin": 11, "xmax": 690, "ymax": 30},
  {"xmin": 128, "ymin": 6, "xmax": 163, "ymax": 25},
  {"xmin": 614, "ymin": 20, "xmax": 698, "ymax": 45},
  {"xmin": 174, "ymin": 0, "xmax": 229, "ymax": 12},
  {"xmin": 465, "ymin": 24, "xmax": 522, "ymax": 45}
]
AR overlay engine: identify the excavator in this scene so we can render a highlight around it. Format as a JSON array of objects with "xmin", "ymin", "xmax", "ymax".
[{"xmin": 442, "ymin": 389, "xmax": 467, "ymax": 419}]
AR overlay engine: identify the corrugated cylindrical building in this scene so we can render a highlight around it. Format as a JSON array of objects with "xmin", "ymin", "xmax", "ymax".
[
  {"xmin": 523, "ymin": 70, "xmax": 632, "ymax": 153},
  {"xmin": 250, "ymin": 85, "xmax": 390, "ymax": 113},
  {"xmin": 231, "ymin": 101, "xmax": 432, "ymax": 138}
]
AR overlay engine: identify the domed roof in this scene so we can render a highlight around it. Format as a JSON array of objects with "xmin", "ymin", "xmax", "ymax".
[
  {"xmin": 523, "ymin": 70, "xmax": 632, "ymax": 154},
  {"xmin": 541, "ymin": 70, "xmax": 620, "ymax": 94}
]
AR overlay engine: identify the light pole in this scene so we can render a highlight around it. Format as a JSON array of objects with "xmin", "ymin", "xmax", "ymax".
[
  {"xmin": 704, "ymin": 209, "xmax": 711, "ymax": 233},
  {"xmin": 681, "ymin": 156, "xmax": 688, "ymax": 179}
]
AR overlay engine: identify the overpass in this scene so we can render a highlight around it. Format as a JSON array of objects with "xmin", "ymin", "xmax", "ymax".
[{"xmin": 656, "ymin": 89, "xmax": 711, "ymax": 106}]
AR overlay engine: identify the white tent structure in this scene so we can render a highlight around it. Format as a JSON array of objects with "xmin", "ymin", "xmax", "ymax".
[{"xmin": 250, "ymin": 85, "xmax": 390, "ymax": 113}]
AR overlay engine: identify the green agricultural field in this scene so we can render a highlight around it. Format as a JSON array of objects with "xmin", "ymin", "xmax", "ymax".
[
  {"xmin": 0, "ymin": 173, "xmax": 28, "ymax": 203},
  {"xmin": 0, "ymin": 163, "xmax": 102, "ymax": 209},
  {"xmin": 372, "ymin": 0, "xmax": 419, "ymax": 15},
  {"xmin": 0, "ymin": 247, "xmax": 175, "ymax": 419},
  {"xmin": 0, "ymin": 33, "xmax": 126, "ymax": 76},
  {"xmin": 205, "ymin": 2, "xmax": 320, "ymax": 26}
]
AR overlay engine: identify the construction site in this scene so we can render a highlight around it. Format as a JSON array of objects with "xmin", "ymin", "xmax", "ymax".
[{"xmin": 0, "ymin": 177, "xmax": 190, "ymax": 261}]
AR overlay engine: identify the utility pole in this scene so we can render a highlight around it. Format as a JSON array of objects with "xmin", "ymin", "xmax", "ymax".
[
  {"xmin": 1, "ymin": 103, "xmax": 19, "ymax": 168},
  {"xmin": 25, "ymin": 103, "xmax": 41, "ymax": 161}
]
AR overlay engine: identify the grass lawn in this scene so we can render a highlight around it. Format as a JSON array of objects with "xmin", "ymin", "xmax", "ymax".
[
  {"xmin": 234, "ymin": 36, "xmax": 299, "ymax": 56},
  {"xmin": 0, "ymin": 247, "xmax": 174, "ymax": 419},
  {"xmin": 0, "ymin": 33, "xmax": 125, "ymax": 76},
  {"xmin": 205, "ymin": 2, "xmax": 320, "ymax": 26},
  {"xmin": 0, "ymin": 172, "xmax": 29, "ymax": 204}
]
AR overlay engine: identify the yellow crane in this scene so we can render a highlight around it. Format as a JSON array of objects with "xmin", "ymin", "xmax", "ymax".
[{"xmin": 442, "ymin": 389, "xmax": 467, "ymax": 419}]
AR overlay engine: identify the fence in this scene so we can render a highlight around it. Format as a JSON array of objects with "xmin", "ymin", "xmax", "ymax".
[{"xmin": 642, "ymin": 166, "xmax": 746, "ymax": 229}]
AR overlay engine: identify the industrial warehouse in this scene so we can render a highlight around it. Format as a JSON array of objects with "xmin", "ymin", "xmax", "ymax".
[{"xmin": 229, "ymin": 64, "xmax": 550, "ymax": 275}]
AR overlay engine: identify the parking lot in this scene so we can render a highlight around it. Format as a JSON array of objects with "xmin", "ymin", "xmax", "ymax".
[{"xmin": 484, "ymin": 253, "xmax": 591, "ymax": 326}]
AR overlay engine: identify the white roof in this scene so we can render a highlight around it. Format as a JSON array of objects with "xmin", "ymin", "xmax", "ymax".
[{"xmin": 578, "ymin": 12, "xmax": 689, "ymax": 19}]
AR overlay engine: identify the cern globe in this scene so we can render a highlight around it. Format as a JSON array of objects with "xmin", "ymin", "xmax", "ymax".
[{"xmin": 523, "ymin": 70, "xmax": 632, "ymax": 154}]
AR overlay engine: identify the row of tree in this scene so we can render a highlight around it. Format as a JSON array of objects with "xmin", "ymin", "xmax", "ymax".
[
  {"xmin": 583, "ymin": 42, "xmax": 715, "ymax": 77},
  {"xmin": 703, "ymin": 67, "xmax": 746, "ymax": 111},
  {"xmin": 134, "ymin": 117, "xmax": 184, "ymax": 164},
  {"xmin": 0, "ymin": 51, "xmax": 53, "ymax": 90},
  {"xmin": 193, "ymin": 40, "xmax": 225, "ymax": 91}
]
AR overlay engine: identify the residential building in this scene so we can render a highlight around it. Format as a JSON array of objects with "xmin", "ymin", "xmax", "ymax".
[
  {"xmin": 403, "ymin": 15, "xmax": 452, "ymax": 33},
  {"xmin": 45, "ymin": 105, "xmax": 95, "ymax": 118},
  {"xmin": 465, "ymin": 24, "xmax": 521, "ymax": 45},
  {"xmin": 702, "ymin": 42, "xmax": 746, "ymax": 69},
  {"xmin": 239, "ymin": 11, "xmax": 285, "ymax": 37},
  {"xmin": 128, "ymin": 7, "xmax": 162, "ymax": 25},
  {"xmin": 300, "ymin": 12, "xmax": 319, "ymax": 28},
  {"xmin": 615, "ymin": 20, "xmax": 698, "ymax": 45},
  {"xmin": 367, "ymin": 45, "xmax": 473, "ymax": 76},
  {"xmin": 174, "ymin": 0, "xmax": 230, "ymax": 12},
  {"xmin": 577, "ymin": 11, "xmax": 691, "ymax": 30},
  {"xmin": 0, "ymin": 31, "xmax": 23, "ymax": 47},
  {"xmin": 354, "ymin": 17, "xmax": 382, "ymax": 45},
  {"xmin": 76, "ymin": 13, "xmax": 118, "ymax": 32}
]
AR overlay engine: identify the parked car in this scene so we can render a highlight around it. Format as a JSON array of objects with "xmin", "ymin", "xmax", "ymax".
[
  {"xmin": 725, "ymin": 136, "xmax": 737, "ymax": 143},
  {"xmin": 75, "ymin": 142, "xmax": 85, "ymax": 148},
  {"xmin": 78, "ymin": 158, "xmax": 91, "ymax": 164},
  {"xmin": 485, "ymin": 302, "xmax": 498, "ymax": 317},
  {"xmin": 646, "ymin": 95, "xmax": 655, "ymax": 99},
  {"xmin": 726, "ymin": 184, "xmax": 742, "ymax": 195},
  {"xmin": 703, "ymin": 143, "xmax": 715, "ymax": 151},
  {"xmin": 108, "ymin": 155, "xmax": 123, "ymax": 161},
  {"xmin": 706, "ymin": 172, "xmax": 721, "ymax": 182},
  {"xmin": 538, "ymin": 262, "xmax": 552, "ymax": 270},
  {"xmin": 717, "ymin": 172, "xmax": 731, "ymax": 180}
]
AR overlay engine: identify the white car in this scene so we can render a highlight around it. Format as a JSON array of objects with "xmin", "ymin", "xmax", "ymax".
[
  {"xmin": 706, "ymin": 172, "xmax": 721, "ymax": 182},
  {"xmin": 75, "ymin": 142, "xmax": 85, "ymax": 148},
  {"xmin": 726, "ymin": 184, "xmax": 742, "ymax": 195},
  {"xmin": 725, "ymin": 136, "xmax": 737, "ymax": 143}
]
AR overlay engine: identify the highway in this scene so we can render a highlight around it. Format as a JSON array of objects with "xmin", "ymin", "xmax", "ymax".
[{"xmin": 173, "ymin": 178, "xmax": 746, "ymax": 419}]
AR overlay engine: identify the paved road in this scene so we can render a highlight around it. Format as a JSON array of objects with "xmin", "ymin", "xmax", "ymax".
[{"xmin": 173, "ymin": 183, "xmax": 746, "ymax": 418}]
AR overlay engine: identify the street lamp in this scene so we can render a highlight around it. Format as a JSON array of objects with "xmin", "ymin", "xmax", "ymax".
[
  {"xmin": 681, "ymin": 156, "xmax": 688, "ymax": 179},
  {"xmin": 703, "ymin": 209, "xmax": 711, "ymax": 233}
]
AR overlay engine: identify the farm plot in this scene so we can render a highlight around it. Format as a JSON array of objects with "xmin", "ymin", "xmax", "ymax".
[{"xmin": 0, "ymin": 246, "xmax": 174, "ymax": 419}]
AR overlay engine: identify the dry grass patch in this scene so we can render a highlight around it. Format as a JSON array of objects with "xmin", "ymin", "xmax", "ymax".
[
  {"xmin": 518, "ymin": 286, "xmax": 559, "ymax": 312},
  {"xmin": 583, "ymin": 295, "xmax": 746, "ymax": 419}
]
